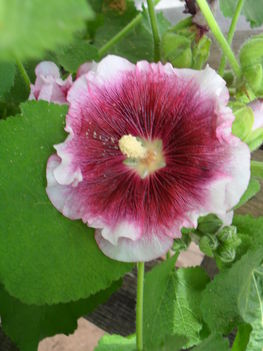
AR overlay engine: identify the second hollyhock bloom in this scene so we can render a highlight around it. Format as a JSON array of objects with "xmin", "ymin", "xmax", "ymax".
[
  {"xmin": 46, "ymin": 55, "xmax": 250, "ymax": 262},
  {"xmin": 29, "ymin": 61, "xmax": 72, "ymax": 104}
]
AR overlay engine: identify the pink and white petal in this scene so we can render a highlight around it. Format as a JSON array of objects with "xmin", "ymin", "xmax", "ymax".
[
  {"xmin": 100, "ymin": 221, "xmax": 142, "ymax": 246},
  {"xmin": 250, "ymin": 99, "xmax": 263, "ymax": 130},
  {"xmin": 175, "ymin": 65, "xmax": 229, "ymax": 104},
  {"xmin": 76, "ymin": 62, "xmax": 97, "ymax": 78},
  {"xmin": 53, "ymin": 139, "xmax": 83, "ymax": 186},
  {"xmin": 35, "ymin": 61, "xmax": 60, "ymax": 79},
  {"xmin": 38, "ymin": 83, "xmax": 67, "ymax": 104},
  {"xmin": 95, "ymin": 229, "xmax": 173, "ymax": 262},
  {"xmin": 206, "ymin": 140, "xmax": 250, "ymax": 215},
  {"xmin": 66, "ymin": 55, "xmax": 135, "ymax": 133},
  {"xmin": 46, "ymin": 155, "xmax": 85, "ymax": 220},
  {"xmin": 136, "ymin": 60, "xmax": 174, "ymax": 76},
  {"xmin": 95, "ymin": 55, "xmax": 134, "ymax": 82}
]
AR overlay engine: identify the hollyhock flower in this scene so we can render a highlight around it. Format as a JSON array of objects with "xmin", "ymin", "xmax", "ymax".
[
  {"xmin": 249, "ymin": 99, "xmax": 263, "ymax": 130},
  {"xmin": 46, "ymin": 55, "xmax": 250, "ymax": 262},
  {"xmin": 29, "ymin": 61, "xmax": 72, "ymax": 104}
]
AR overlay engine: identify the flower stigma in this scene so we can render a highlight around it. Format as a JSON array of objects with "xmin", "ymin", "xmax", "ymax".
[{"xmin": 119, "ymin": 134, "xmax": 166, "ymax": 178}]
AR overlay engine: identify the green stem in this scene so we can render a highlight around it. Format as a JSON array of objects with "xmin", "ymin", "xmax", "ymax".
[
  {"xmin": 136, "ymin": 262, "xmax": 145, "ymax": 351},
  {"xmin": 218, "ymin": 0, "xmax": 245, "ymax": 76},
  {"xmin": 146, "ymin": 0, "xmax": 161, "ymax": 61},
  {"xmin": 15, "ymin": 58, "xmax": 31, "ymax": 90},
  {"xmin": 196, "ymin": 0, "xmax": 241, "ymax": 78},
  {"xmin": 98, "ymin": 0, "xmax": 160, "ymax": 59}
]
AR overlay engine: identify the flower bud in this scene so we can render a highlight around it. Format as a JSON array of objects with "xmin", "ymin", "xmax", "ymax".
[
  {"xmin": 160, "ymin": 18, "xmax": 211, "ymax": 69},
  {"xmin": 239, "ymin": 34, "xmax": 263, "ymax": 96},
  {"xmin": 217, "ymin": 246, "xmax": 236, "ymax": 263},
  {"xmin": 199, "ymin": 234, "xmax": 219, "ymax": 257},
  {"xmin": 161, "ymin": 32, "xmax": 193, "ymax": 68}
]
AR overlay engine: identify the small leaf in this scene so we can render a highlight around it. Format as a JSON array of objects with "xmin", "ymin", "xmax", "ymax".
[
  {"xmin": 0, "ymin": 62, "xmax": 16, "ymax": 99},
  {"xmin": 143, "ymin": 256, "xmax": 209, "ymax": 349},
  {"xmin": 56, "ymin": 39, "xmax": 99, "ymax": 73},
  {"xmin": 95, "ymin": 334, "xmax": 136, "ymax": 351},
  {"xmin": 234, "ymin": 178, "xmax": 260, "ymax": 209},
  {"xmin": 0, "ymin": 0, "xmax": 93, "ymax": 61},
  {"xmin": 0, "ymin": 101, "xmax": 132, "ymax": 305},
  {"xmin": 191, "ymin": 333, "xmax": 230, "ymax": 351},
  {"xmin": 0, "ymin": 281, "xmax": 120, "ymax": 351}
]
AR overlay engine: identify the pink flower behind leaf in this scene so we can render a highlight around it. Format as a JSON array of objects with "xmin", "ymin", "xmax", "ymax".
[
  {"xmin": 46, "ymin": 55, "xmax": 250, "ymax": 262},
  {"xmin": 29, "ymin": 61, "xmax": 72, "ymax": 104}
]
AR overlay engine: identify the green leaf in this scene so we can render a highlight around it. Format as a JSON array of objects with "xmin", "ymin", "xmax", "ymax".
[
  {"xmin": 233, "ymin": 215, "xmax": 263, "ymax": 254},
  {"xmin": 231, "ymin": 324, "xmax": 252, "ymax": 351},
  {"xmin": 0, "ymin": 281, "xmax": 120, "ymax": 351},
  {"xmin": 0, "ymin": 0, "xmax": 93, "ymax": 61},
  {"xmin": 240, "ymin": 265, "xmax": 263, "ymax": 351},
  {"xmin": 94, "ymin": 1, "xmax": 170, "ymax": 62},
  {"xmin": 234, "ymin": 178, "xmax": 261, "ymax": 209},
  {"xmin": 0, "ymin": 101, "xmax": 132, "ymax": 305},
  {"xmin": 95, "ymin": 334, "xmax": 136, "ymax": 351},
  {"xmin": 56, "ymin": 39, "xmax": 99, "ymax": 73},
  {"xmin": 191, "ymin": 334, "xmax": 230, "ymax": 351},
  {"xmin": 201, "ymin": 248, "xmax": 263, "ymax": 334},
  {"xmin": 220, "ymin": 0, "xmax": 263, "ymax": 28},
  {"xmin": 251, "ymin": 160, "xmax": 263, "ymax": 179},
  {"xmin": 143, "ymin": 256, "xmax": 209, "ymax": 349},
  {"xmin": 0, "ymin": 62, "xmax": 16, "ymax": 99}
]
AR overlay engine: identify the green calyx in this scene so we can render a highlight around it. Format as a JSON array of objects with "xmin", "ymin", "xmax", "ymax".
[
  {"xmin": 239, "ymin": 34, "xmax": 263, "ymax": 97},
  {"xmin": 230, "ymin": 101, "xmax": 263, "ymax": 151},
  {"xmin": 160, "ymin": 19, "xmax": 211, "ymax": 69}
]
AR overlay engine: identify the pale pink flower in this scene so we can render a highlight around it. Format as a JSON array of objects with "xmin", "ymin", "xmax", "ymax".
[
  {"xmin": 46, "ymin": 55, "xmax": 250, "ymax": 262},
  {"xmin": 29, "ymin": 61, "xmax": 72, "ymax": 104},
  {"xmin": 249, "ymin": 99, "xmax": 263, "ymax": 130}
]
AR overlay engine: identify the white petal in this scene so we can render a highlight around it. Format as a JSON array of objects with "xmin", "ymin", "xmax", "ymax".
[
  {"xmin": 95, "ymin": 229, "xmax": 173, "ymax": 262},
  {"xmin": 46, "ymin": 155, "xmax": 84, "ymax": 220},
  {"xmin": 207, "ymin": 140, "xmax": 250, "ymax": 215}
]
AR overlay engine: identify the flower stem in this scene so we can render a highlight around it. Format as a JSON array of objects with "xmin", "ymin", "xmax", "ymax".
[
  {"xmin": 136, "ymin": 262, "xmax": 145, "ymax": 351},
  {"xmin": 196, "ymin": 0, "xmax": 241, "ymax": 78},
  {"xmin": 146, "ymin": 0, "xmax": 161, "ymax": 61},
  {"xmin": 218, "ymin": 0, "xmax": 245, "ymax": 76},
  {"xmin": 15, "ymin": 58, "xmax": 31, "ymax": 90},
  {"xmin": 98, "ymin": 0, "xmax": 160, "ymax": 59}
]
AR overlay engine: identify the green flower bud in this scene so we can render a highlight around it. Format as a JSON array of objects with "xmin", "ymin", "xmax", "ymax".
[
  {"xmin": 231, "ymin": 102, "xmax": 254, "ymax": 141},
  {"xmin": 239, "ymin": 34, "xmax": 263, "ymax": 96},
  {"xmin": 217, "ymin": 246, "xmax": 236, "ymax": 263},
  {"xmin": 197, "ymin": 214, "xmax": 223, "ymax": 235},
  {"xmin": 217, "ymin": 226, "xmax": 241, "ymax": 248},
  {"xmin": 161, "ymin": 32, "xmax": 192, "ymax": 68},
  {"xmin": 199, "ymin": 234, "xmax": 219, "ymax": 257}
]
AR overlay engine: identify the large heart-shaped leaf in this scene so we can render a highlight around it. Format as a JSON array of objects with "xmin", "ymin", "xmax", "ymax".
[{"xmin": 0, "ymin": 101, "xmax": 132, "ymax": 305}]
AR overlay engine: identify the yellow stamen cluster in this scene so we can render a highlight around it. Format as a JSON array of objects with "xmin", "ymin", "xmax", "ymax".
[{"xmin": 119, "ymin": 134, "xmax": 146, "ymax": 159}]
